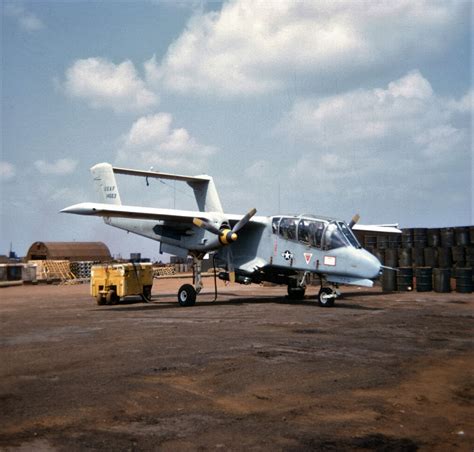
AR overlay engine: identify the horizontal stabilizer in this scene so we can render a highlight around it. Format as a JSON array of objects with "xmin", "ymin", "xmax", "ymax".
[{"xmin": 113, "ymin": 166, "xmax": 211, "ymax": 183}]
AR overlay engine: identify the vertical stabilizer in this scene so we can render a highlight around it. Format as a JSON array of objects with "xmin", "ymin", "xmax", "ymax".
[
  {"xmin": 188, "ymin": 178, "xmax": 223, "ymax": 213},
  {"xmin": 91, "ymin": 163, "xmax": 122, "ymax": 205}
]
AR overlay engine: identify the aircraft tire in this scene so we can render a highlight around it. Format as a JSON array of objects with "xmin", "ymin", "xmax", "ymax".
[
  {"xmin": 287, "ymin": 286, "xmax": 305, "ymax": 300},
  {"xmin": 318, "ymin": 288, "xmax": 335, "ymax": 307},
  {"xmin": 178, "ymin": 284, "xmax": 196, "ymax": 307}
]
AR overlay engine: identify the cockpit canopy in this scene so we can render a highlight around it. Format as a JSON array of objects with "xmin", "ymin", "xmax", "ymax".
[{"xmin": 272, "ymin": 216, "xmax": 361, "ymax": 250}]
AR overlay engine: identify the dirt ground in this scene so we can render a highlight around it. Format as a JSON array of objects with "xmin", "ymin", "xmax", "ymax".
[{"xmin": 1, "ymin": 277, "xmax": 473, "ymax": 451}]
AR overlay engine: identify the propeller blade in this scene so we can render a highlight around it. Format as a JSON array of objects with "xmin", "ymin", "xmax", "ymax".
[
  {"xmin": 232, "ymin": 208, "xmax": 257, "ymax": 233},
  {"xmin": 348, "ymin": 213, "xmax": 360, "ymax": 229},
  {"xmin": 193, "ymin": 217, "xmax": 221, "ymax": 235}
]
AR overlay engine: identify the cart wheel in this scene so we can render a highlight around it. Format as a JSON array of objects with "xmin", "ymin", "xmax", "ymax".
[
  {"xmin": 96, "ymin": 294, "xmax": 106, "ymax": 305},
  {"xmin": 106, "ymin": 290, "xmax": 118, "ymax": 305},
  {"xmin": 141, "ymin": 285, "xmax": 152, "ymax": 302}
]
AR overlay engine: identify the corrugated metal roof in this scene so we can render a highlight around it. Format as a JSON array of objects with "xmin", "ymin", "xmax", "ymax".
[{"xmin": 26, "ymin": 242, "xmax": 111, "ymax": 262}]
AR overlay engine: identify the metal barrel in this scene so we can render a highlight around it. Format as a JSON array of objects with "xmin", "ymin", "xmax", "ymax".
[
  {"xmin": 388, "ymin": 234, "xmax": 401, "ymax": 249},
  {"xmin": 397, "ymin": 267, "xmax": 414, "ymax": 291},
  {"xmin": 433, "ymin": 268, "xmax": 451, "ymax": 293},
  {"xmin": 440, "ymin": 228, "xmax": 455, "ymax": 248},
  {"xmin": 412, "ymin": 248, "xmax": 425, "ymax": 267},
  {"xmin": 376, "ymin": 235, "xmax": 388, "ymax": 250},
  {"xmin": 427, "ymin": 228, "xmax": 440, "ymax": 247},
  {"xmin": 364, "ymin": 235, "xmax": 377, "ymax": 249},
  {"xmin": 466, "ymin": 247, "xmax": 474, "ymax": 268},
  {"xmin": 451, "ymin": 246, "xmax": 466, "ymax": 267},
  {"xmin": 398, "ymin": 248, "xmax": 412, "ymax": 267},
  {"xmin": 413, "ymin": 228, "xmax": 427, "ymax": 249},
  {"xmin": 415, "ymin": 267, "xmax": 433, "ymax": 292},
  {"xmin": 382, "ymin": 268, "xmax": 397, "ymax": 292},
  {"xmin": 455, "ymin": 227, "xmax": 470, "ymax": 246},
  {"xmin": 423, "ymin": 247, "xmax": 438, "ymax": 268},
  {"xmin": 401, "ymin": 229, "xmax": 414, "ymax": 249},
  {"xmin": 455, "ymin": 268, "xmax": 473, "ymax": 293},
  {"xmin": 372, "ymin": 249, "xmax": 385, "ymax": 265},
  {"xmin": 385, "ymin": 249, "xmax": 398, "ymax": 268},
  {"xmin": 437, "ymin": 247, "xmax": 452, "ymax": 268}
]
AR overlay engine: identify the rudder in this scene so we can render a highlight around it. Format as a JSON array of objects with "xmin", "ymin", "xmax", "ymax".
[{"xmin": 91, "ymin": 163, "xmax": 122, "ymax": 205}]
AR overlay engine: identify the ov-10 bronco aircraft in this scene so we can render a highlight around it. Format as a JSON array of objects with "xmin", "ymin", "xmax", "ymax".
[{"xmin": 62, "ymin": 163, "xmax": 400, "ymax": 307}]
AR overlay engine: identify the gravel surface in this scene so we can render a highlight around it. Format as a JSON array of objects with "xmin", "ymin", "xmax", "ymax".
[{"xmin": 1, "ymin": 278, "xmax": 473, "ymax": 451}]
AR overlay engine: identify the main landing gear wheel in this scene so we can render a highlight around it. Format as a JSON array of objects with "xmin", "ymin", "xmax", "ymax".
[
  {"xmin": 318, "ymin": 287, "xmax": 336, "ymax": 307},
  {"xmin": 178, "ymin": 284, "xmax": 196, "ymax": 307},
  {"xmin": 287, "ymin": 286, "xmax": 306, "ymax": 300}
]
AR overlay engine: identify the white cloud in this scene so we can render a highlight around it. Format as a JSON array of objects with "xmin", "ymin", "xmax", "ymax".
[
  {"xmin": 275, "ymin": 71, "xmax": 471, "ymax": 220},
  {"xmin": 63, "ymin": 58, "xmax": 158, "ymax": 113},
  {"xmin": 0, "ymin": 161, "xmax": 16, "ymax": 181},
  {"xmin": 34, "ymin": 159, "xmax": 78, "ymax": 175},
  {"xmin": 4, "ymin": 4, "xmax": 45, "ymax": 32},
  {"xmin": 155, "ymin": 0, "xmax": 466, "ymax": 97},
  {"xmin": 117, "ymin": 113, "xmax": 216, "ymax": 172}
]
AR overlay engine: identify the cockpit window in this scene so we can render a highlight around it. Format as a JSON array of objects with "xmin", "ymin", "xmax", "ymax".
[
  {"xmin": 324, "ymin": 223, "xmax": 347, "ymax": 250},
  {"xmin": 298, "ymin": 219, "xmax": 326, "ymax": 247},
  {"xmin": 279, "ymin": 217, "xmax": 297, "ymax": 240},
  {"xmin": 272, "ymin": 217, "xmax": 280, "ymax": 234},
  {"xmin": 323, "ymin": 221, "xmax": 361, "ymax": 250},
  {"xmin": 338, "ymin": 221, "xmax": 361, "ymax": 248}
]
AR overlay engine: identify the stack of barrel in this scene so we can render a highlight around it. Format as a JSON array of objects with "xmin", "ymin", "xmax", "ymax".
[{"xmin": 359, "ymin": 226, "xmax": 473, "ymax": 293}]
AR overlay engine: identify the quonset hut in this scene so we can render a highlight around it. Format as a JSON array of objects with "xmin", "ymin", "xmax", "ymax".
[{"xmin": 26, "ymin": 242, "xmax": 111, "ymax": 262}]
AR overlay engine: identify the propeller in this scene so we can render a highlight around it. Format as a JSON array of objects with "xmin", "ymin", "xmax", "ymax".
[
  {"xmin": 348, "ymin": 213, "xmax": 360, "ymax": 229},
  {"xmin": 192, "ymin": 207, "xmax": 257, "ymax": 246},
  {"xmin": 193, "ymin": 208, "xmax": 257, "ymax": 282}
]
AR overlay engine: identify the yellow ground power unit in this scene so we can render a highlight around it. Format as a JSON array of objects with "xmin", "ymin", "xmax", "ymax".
[{"xmin": 91, "ymin": 263, "xmax": 153, "ymax": 305}]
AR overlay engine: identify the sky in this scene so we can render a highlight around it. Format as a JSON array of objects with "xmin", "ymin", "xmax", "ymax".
[{"xmin": 1, "ymin": 0, "xmax": 472, "ymax": 261}]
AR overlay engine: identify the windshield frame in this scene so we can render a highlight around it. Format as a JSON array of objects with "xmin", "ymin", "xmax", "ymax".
[{"xmin": 322, "ymin": 220, "xmax": 361, "ymax": 250}]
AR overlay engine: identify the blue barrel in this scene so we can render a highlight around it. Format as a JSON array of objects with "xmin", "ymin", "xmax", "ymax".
[
  {"xmin": 382, "ymin": 268, "xmax": 397, "ymax": 292},
  {"xmin": 365, "ymin": 235, "xmax": 377, "ymax": 249},
  {"xmin": 424, "ymin": 248, "xmax": 438, "ymax": 268},
  {"xmin": 388, "ymin": 234, "xmax": 401, "ymax": 249},
  {"xmin": 415, "ymin": 267, "xmax": 433, "ymax": 292},
  {"xmin": 398, "ymin": 249, "xmax": 412, "ymax": 267},
  {"xmin": 455, "ymin": 227, "xmax": 470, "ymax": 246},
  {"xmin": 385, "ymin": 249, "xmax": 398, "ymax": 268},
  {"xmin": 440, "ymin": 228, "xmax": 455, "ymax": 248},
  {"xmin": 412, "ymin": 248, "xmax": 425, "ymax": 267},
  {"xmin": 427, "ymin": 228, "xmax": 440, "ymax": 247},
  {"xmin": 413, "ymin": 228, "xmax": 427, "ymax": 249},
  {"xmin": 455, "ymin": 268, "xmax": 473, "ymax": 293},
  {"xmin": 451, "ymin": 246, "xmax": 466, "ymax": 266},
  {"xmin": 397, "ymin": 267, "xmax": 414, "ymax": 291},
  {"xmin": 433, "ymin": 268, "xmax": 451, "ymax": 293},
  {"xmin": 377, "ymin": 235, "xmax": 388, "ymax": 250},
  {"xmin": 401, "ymin": 229, "xmax": 414, "ymax": 249},
  {"xmin": 437, "ymin": 248, "xmax": 452, "ymax": 268}
]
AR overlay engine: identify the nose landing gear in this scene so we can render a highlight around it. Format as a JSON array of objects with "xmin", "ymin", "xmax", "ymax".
[{"xmin": 317, "ymin": 287, "xmax": 337, "ymax": 307}]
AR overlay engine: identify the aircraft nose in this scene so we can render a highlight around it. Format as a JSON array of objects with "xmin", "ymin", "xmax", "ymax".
[{"xmin": 360, "ymin": 249, "xmax": 382, "ymax": 279}]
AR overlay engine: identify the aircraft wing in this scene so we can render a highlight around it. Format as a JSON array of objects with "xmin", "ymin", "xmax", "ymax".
[
  {"xmin": 353, "ymin": 224, "xmax": 401, "ymax": 234},
  {"xmin": 61, "ymin": 202, "xmax": 267, "ymax": 226},
  {"xmin": 61, "ymin": 202, "xmax": 221, "ymax": 223}
]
